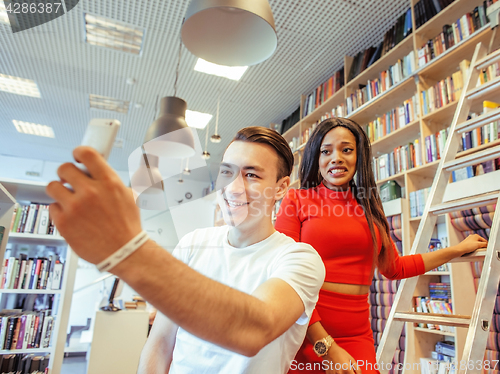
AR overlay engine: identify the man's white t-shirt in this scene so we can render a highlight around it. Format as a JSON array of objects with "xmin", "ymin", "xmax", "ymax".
[{"xmin": 169, "ymin": 226, "xmax": 325, "ymax": 374}]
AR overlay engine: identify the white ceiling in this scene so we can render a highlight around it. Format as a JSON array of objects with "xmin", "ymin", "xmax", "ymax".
[{"xmin": 0, "ymin": 0, "xmax": 410, "ymax": 174}]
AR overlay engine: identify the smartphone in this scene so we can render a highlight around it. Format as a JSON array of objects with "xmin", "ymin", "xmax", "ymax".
[{"xmin": 78, "ymin": 119, "xmax": 121, "ymax": 174}]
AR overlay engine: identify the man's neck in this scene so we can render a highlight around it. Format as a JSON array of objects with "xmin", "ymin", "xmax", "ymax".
[{"xmin": 227, "ymin": 219, "xmax": 275, "ymax": 248}]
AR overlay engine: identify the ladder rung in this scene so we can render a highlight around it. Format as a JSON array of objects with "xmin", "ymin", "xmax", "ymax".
[
  {"xmin": 466, "ymin": 76, "xmax": 500, "ymax": 101},
  {"xmin": 475, "ymin": 49, "xmax": 500, "ymax": 71},
  {"xmin": 443, "ymin": 145, "xmax": 500, "ymax": 171},
  {"xmin": 449, "ymin": 249, "xmax": 487, "ymax": 263},
  {"xmin": 394, "ymin": 312, "xmax": 471, "ymax": 327},
  {"xmin": 429, "ymin": 192, "xmax": 499, "ymax": 215},
  {"xmin": 456, "ymin": 107, "xmax": 500, "ymax": 134}
]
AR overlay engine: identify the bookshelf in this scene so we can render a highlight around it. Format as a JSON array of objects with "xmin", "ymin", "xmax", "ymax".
[
  {"xmin": 0, "ymin": 178, "xmax": 79, "ymax": 374},
  {"xmin": 279, "ymin": 0, "xmax": 496, "ymax": 372}
]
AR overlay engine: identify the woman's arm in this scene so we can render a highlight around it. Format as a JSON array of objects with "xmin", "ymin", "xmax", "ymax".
[{"xmin": 421, "ymin": 234, "xmax": 488, "ymax": 272}]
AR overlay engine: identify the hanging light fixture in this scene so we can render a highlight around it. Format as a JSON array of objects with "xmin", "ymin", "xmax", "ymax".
[
  {"xmin": 211, "ymin": 95, "xmax": 222, "ymax": 143},
  {"xmin": 181, "ymin": 0, "xmax": 278, "ymax": 66},
  {"xmin": 143, "ymin": 39, "xmax": 195, "ymax": 158},
  {"xmin": 178, "ymin": 159, "xmax": 185, "ymax": 184},
  {"xmin": 202, "ymin": 121, "xmax": 211, "ymax": 160},
  {"xmin": 130, "ymin": 149, "xmax": 167, "ymax": 211},
  {"xmin": 183, "ymin": 158, "xmax": 191, "ymax": 175}
]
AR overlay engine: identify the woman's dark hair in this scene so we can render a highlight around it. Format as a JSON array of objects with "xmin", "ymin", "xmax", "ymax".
[
  {"xmin": 231, "ymin": 126, "xmax": 294, "ymax": 181},
  {"xmin": 300, "ymin": 117, "xmax": 394, "ymax": 272}
]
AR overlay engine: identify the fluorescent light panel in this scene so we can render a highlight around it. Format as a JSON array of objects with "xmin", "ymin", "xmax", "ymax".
[
  {"xmin": 13, "ymin": 120, "xmax": 55, "ymax": 138},
  {"xmin": 186, "ymin": 110, "xmax": 212, "ymax": 129},
  {"xmin": 89, "ymin": 94, "xmax": 130, "ymax": 114},
  {"xmin": 194, "ymin": 58, "xmax": 248, "ymax": 81},
  {"xmin": 84, "ymin": 13, "xmax": 144, "ymax": 55},
  {"xmin": 0, "ymin": 1, "xmax": 9, "ymax": 24},
  {"xmin": 0, "ymin": 74, "xmax": 41, "ymax": 98}
]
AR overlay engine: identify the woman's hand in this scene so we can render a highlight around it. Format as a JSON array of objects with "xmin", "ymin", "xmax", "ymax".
[
  {"xmin": 323, "ymin": 343, "xmax": 361, "ymax": 374},
  {"xmin": 454, "ymin": 234, "xmax": 488, "ymax": 257}
]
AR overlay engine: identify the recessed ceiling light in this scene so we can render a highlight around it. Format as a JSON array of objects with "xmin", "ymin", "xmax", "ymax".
[
  {"xmin": 84, "ymin": 13, "xmax": 145, "ymax": 56},
  {"xmin": 186, "ymin": 110, "xmax": 213, "ymax": 129},
  {"xmin": 89, "ymin": 94, "xmax": 130, "ymax": 114},
  {"xmin": 13, "ymin": 120, "xmax": 55, "ymax": 138},
  {"xmin": 0, "ymin": 74, "xmax": 41, "ymax": 98},
  {"xmin": 194, "ymin": 58, "xmax": 248, "ymax": 81},
  {"xmin": 0, "ymin": 1, "xmax": 9, "ymax": 25}
]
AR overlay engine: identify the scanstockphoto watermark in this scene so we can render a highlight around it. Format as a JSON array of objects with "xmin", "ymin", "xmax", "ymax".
[
  {"xmin": 289, "ymin": 360, "xmax": 500, "ymax": 372},
  {"xmin": 289, "ymin": 360, "xmax": 422, "ymax": 371}
]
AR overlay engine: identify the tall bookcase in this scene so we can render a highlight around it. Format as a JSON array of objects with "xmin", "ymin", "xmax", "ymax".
[
  {"xmin": 280, "ymin": 0, "xmax": 499, "ymax": 372},
  {"xmin": 0, "ymin": 178, "xmax": 79, "ymax": 374}
]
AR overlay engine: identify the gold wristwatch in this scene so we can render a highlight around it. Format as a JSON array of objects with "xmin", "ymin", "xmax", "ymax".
[{"xmin": 313, "ymin": 335, "xmax": 335, "ymax": 357}]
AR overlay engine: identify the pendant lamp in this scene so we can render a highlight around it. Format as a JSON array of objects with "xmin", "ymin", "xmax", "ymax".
[
  {"xmin": 130, "ymin": 150, "xmax": 167, "ymax": 211},
  {"xmin": 210, "ymin": 95, "xmax": 222, "ymax": 143},
  {"xmin": 143, "ymin": 96, "xmax": 195, "ymax": 158},
  {"xmin": 181, "ymin": 0, "xmax": 277, "ymax": 66},
  {"xmin": 202, "ymin": 121, "xmax": 211, "ymax": 159}
]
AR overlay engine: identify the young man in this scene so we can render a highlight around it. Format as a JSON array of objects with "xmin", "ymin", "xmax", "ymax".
[{"xmin": 46, "ymin": 126, "xmax": 325, "ymax": 373}]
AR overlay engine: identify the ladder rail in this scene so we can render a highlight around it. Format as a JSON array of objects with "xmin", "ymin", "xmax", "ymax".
[
  {"xmin": 458, "ymin": 194, "xmax": 500, "ymax": 374},
  {"xmin": 377, "ymin": 42, "xmax": 487, "ymax": 373}
]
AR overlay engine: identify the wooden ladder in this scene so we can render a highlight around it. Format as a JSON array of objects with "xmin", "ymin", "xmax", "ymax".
[{"xmin": 376, "ymin": 41, "xmax": 500, "ymax": 374}]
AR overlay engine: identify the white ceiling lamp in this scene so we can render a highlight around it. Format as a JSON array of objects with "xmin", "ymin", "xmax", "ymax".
[
  {"xmin": 210, "ymin": 95, "xmax": 222, "ymax": 143},
  {"xmin": 194, "ymin": 58, "xmax": 248, "ymax": 81},
  {"xmin": 0, "ymin": 74, "xmax": 41, "ymax": 98},
  {"xmin": 181, "ymin": 0, "xmax": 277, "ymax": 66},
  {"xmin": 13, "ymin": 120, "xmax": 55, "ymax": 138}
]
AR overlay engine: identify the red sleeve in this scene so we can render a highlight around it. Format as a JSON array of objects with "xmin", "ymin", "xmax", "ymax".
[
  {"xmin": 380, "ymin": 241, "xmax": 426, "ymax": 280},
  {"xmin": 309, "ymin": 308, "xmax": 321, "ymax": 326},
  {"xmin": 275, "ymin": 189, "xmax": 302, "ymax": 242}
]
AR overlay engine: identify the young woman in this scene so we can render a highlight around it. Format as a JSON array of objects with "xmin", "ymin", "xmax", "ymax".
[{"xmin": 275, "ymin": 118, "xmax": 488, "ymax": 374}]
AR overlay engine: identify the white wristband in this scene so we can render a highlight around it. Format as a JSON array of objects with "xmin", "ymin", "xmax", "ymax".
[{"xmin": 97, "ymin": 231, "xmax": 149, "ymax": 272}]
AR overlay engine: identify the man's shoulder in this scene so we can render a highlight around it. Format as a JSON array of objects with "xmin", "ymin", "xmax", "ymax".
[{"xmin": 272, "ymin": 231, "xmax": 321, "ymax": 259}]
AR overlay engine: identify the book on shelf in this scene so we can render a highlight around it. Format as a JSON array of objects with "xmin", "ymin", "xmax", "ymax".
[
  {"xmin": 346, "ymin": 50, "xmax": 416, "ymax": 115},
  {"xmin": 347, "ymin": 8, "xmax": 413, "ymax": 82},
  {"xmin": 379, "ymin": 180, "xmax": 402, "ymax": 202},
  {"xmin": 365, "ymin": 94, "xmax": 420, "ymax": 143},
  {"xmin": 409, "ymin": 187, "xmax": 431, "ymax": 218},
  {"xmin": 414, "ymin": 296, "xmax": 454, "ymax": 332},
  {"xmin": 0, "ymin": 309, "xmax": 53, "ymax": 351},
  {"xmin": 425, "ymin": 127, "xmax": 450, "ymax": 163},
  {"xmin": 302, "ymin": 67, "xmax": 345, "ymax": 118},
  {"xmin": 0, "ymin": 254, "xmax": 64, "ymax": 291},
  {"xmin": 414, "ymin": 0, "xmax": 456, "ymax": 30},
  {"xmin": 279, "ymin": 106, "xmax": 300, "ymax": 135},
  {"xmin": 428, "ymin": 239, "xmax": 449, "ymax": 272},
  {"xmin": 420, "ymin": 70, "xmax": 464, "ymax": 116},
  {"xmin": 373, "ymin": 138, "xmax": 424, "ymax": 181},
  {"xmin": 0, "ymin": 352, "xmax": 50, "ymax": 373},
  {"xmin": 417, "ymin": 2, "xmax": 490, "ymax": 68},
  {"xmin": 10, "ymin": 203, "xmax": 58, "ymax": 236}
]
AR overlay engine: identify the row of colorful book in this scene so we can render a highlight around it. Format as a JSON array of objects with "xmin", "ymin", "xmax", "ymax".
[
  {"xmin": 1, "ymin": 254, "xmax": 64, "ymax": 291},
  {"xmin": 0, "ymin": 353, "xmax": 49, "ymax": 374},
  {"xmin": 287, "ymin": 122, "xmax": 319, "ymax": 152},
  {"xmin": 0, "ymin": 310, "xmax": 54, "ymax": 351},
  {"xmin": 370, "ymin": 214, "xmax": 405, "ymax": 374},
  {"xmin": 414, "ymin": 296, "xmax": 455, "ymax": 332},
  {"xmin": 10, "ymin": 204, "xmax": 58, "ymax": 236},
  {"xmin": 302, "ymin": 68, "xmax": 345, "ymax": 118},
  {"xmin": 373, "ymin": 141, "xmax": 424, "ymax": 181},
  {"xmin": 425, "ymin": 128, "xmax": 449, "ymax": 164},
  {"xmin": 417, "ymin": 3, "xmax": 489, "ymax": 68},
  {"xmin": 346, "ymin": 51, "xmax": 416, "ymax": 116},
  {"xmin": 414, "ymin": 0, "xmax": 455, "ymax": 29},
  {"xmin": 420, "ymin": 68, "xmax": 465, "ymax": 116},
  {"xmin": 347, "ymin": 7, "xmax": 413, "ymax": 83},
  {"xmin": 449, "ymin": 204, "xmax": 498, "ymax": 373},
  {"xmin": 365, "ymin": 94, "xmax": 420, "ymax": 143}
]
